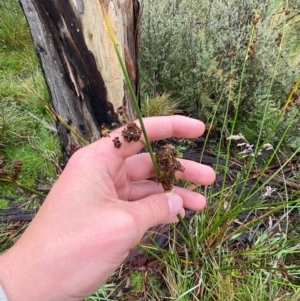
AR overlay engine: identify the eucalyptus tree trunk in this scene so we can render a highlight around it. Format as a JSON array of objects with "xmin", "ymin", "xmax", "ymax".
[{"xmin": 19, "ymin": 0, "xmax": 141, "ymax": 160}]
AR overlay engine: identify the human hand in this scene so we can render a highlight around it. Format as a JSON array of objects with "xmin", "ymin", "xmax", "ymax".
[{"xmin": 0, "ymin": 116, "xmax": 215, "ymax": 301}]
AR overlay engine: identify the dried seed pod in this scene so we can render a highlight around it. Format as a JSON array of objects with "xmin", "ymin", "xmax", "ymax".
[
  {"xmin": 291, "ymin": 91, "xmax": 299, "ymax": 101},
  {"xmin": 155, "ymin": 175, "xmax": 174, "ymax": 192},
  {"xmin": 112, "ymin": 137, "xmax": 122, "ymax": 149},
  {"xmin": 0, "ymin": 156, "xmax": 7, "ymax": 169},
  {"xmin": 117, "ymin": 106, "xmax": 127, "ymax": 116},
  {"xmin": 227, "ymin": 74, "xmax": 234, "ymax": 80},
  {"xmin": 173, "ymin": 159, "xmax": 185, "ymax": 173},
  {"xmin": 275, "ymin": 32, "xmax": 282, "ymax": 47},
  {"xmin": 252, "ymin": 17, "xmax": 260, "ymax": 26},
  {"xmin": 0, "ymin": 169, "xmax": 9, "ymax": 177},
  {"xmin": 11, "ymin": 159, "xmax": 23, "ymax": 180},
  {"xmin": 101, "ymin": 124, "xmax": 110, "ymax": 137},
  {"xmin": 154, "ymin": 144, "xmax": 185, "ymax": 191},
  {"xmin": 122, "ymin": 122, "xmax": 142, "ymax": 143},
  {"xmin": 247, "ymin": 49, "xmax": 254, "ymax": 57}
]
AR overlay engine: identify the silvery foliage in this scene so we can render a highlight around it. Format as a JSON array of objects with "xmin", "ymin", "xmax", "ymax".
[
  {"xmin": 140, "ymin": 0, "xmax": 299, "ymax": 149},
  {"xmin": 227, "ymin": 133, "xmax": 273, "ymax": 158}
]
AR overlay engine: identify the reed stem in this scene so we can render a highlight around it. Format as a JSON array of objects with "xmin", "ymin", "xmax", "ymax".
[{"xmin": 99, "ymin": 0, "xmax": 197, "ymax": 263}]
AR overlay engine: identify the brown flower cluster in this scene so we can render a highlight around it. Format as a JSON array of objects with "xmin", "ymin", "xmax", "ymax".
[
  {"xmin": 101, "ymin": 106, "xmax": 143, "ymax": 148},
  {"xmin": 117, "ymin": 106, "xmax": 127, "ymax": 116},
  {"xmin": 275, "ymin": 32, "xmax": 282, "ymax": 47},
  {"xmin": 101, "ymin": 124, "xmax": 110, "ymax": 138},
  {"xmin": 0, "ymin": 156, "xmax": 23, "ymax": 180},
  {"xmin": 154, "ymin": 144, "xmax": 185, "ymax": 191},
  {"xmin": 0, "ymin": 156, "xmax": 6, "ymax": 169},
  {"xmin": 122, "ymin": 122, "xmax": 142, "ymax": 143},
  {"xmin": 117, "ymin": 106, "xmax": 130, "ymax": 126},
  {"xmin": 0, "ymin": 156, "xmax": 9, "ymax": 177},
  {"xmin": 112, "ymin": 137, "xmax": 122, "ymax": 149},
  {"xmin": 11, "ymin": 160, "xmax": 23, "ymax": 180},
  {"xmin": 247, "ymin": 39, "xmax": 257, "ymax": 58},
  {"xmin": 290, "ymin": 89, "xmax": 300, "ymax": 110}
]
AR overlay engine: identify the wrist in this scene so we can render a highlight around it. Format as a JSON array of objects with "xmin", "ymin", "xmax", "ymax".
[
  {"xmin": 0, "ymin": 246, "xmax": 25, "ymax": 301},
  {"xmin": 0, "ymin": 284, "xmax": 9, "ymax": 301},
  {"xmin": 0, "ymin": 243, "xmax": 58, "ymax": 301}
]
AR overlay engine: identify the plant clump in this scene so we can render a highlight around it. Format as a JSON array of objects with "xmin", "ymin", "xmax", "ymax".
[{"xmin": 141, "ymin": 93, "xmax": 180, "ymax": 117}]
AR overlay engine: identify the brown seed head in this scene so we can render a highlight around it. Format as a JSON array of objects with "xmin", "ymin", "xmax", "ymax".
[
  {"xmin": 101, "ymin": 124, "xmax": 110, "ymax": 137},
  {"xmin": 112, "ymin": 137, "xmax": 122, "ymax": 149},
  {"xmin": 155, "ymin": 175, "xmax": 174, "ymax": 192},
  {"xmin": 173, "ymin": 159, "xmax": 185, "ymax": 173},
  {"xmin": 0, "ymin": 169, "xmax": 9, "ymax": 177},
  {"xmin": 11, "ymin": 159, "xmax": 23, "ymax": 180},
  {"xmin": 291, "ymin": 91, "xmax": 299, "ymax": 101},
  {"xmin": 252, "ymin": 17, "xmax": 260, "ymax": 25},
  {"xmin": 154, "ymin": 144, "xmax": 184, "ymax": 191},
  {"xmin": 227, "ymin": 74, "xmax": 234, "ymax": 80},
  {"xmin": 122, "ymin": 122, "xmax": 142, "ymax": 143},
  {"xmin": 0, "ymin": 156, "xmax": 6, "ymax": 169},
  {"xmin": 117, "ymin": 106, "xmax": 127, "ymax": 116}
]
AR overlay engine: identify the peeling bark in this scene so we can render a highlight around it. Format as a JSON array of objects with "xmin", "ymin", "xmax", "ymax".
[{"xmin": 19, "ymin": 0, "xmax": 140, "ymax": 160}]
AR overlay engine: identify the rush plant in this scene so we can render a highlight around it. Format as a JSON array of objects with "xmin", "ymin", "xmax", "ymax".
[{"xmin": 99, "ymin": 0, "xmax": 198, "ymax": 263}]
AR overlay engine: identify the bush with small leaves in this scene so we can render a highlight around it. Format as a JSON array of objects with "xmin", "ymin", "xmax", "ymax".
[{"xmin": 140, "ymin": 0, "xmax": 300, "ymax": 150}]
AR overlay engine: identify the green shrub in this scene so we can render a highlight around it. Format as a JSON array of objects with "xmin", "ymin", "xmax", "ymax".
[{"xmin": 140, "ymin": 0, "xmax": 300, "ymax": 150}]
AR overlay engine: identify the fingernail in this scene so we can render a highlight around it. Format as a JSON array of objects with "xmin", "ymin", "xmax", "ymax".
[{"xmin": 168, "ymin": 193, "xmax": 183, "ymax": 215}]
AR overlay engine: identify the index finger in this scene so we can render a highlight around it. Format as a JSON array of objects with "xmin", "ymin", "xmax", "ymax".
[{"xmin": 96, "ymin": 116, "xmax": 205, "ymax": 158}]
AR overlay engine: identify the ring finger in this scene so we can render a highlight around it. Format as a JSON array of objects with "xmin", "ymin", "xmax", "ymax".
[{"xmin": 129, "ymin": 180, "xmax": 207, "ymax": 211}]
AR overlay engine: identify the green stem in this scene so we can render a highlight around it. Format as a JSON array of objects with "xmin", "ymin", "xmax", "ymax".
[
  {"xmin": 112, "ymin": 44, "xmax": 160, "ymax": 176},
  {"xmin": 99, "ymin": 0, "xmax": 159, "ymax": 176},
  {"xmin": 100, "ymin": 1, "xmax": 197, "ymax": 263},
  {"xmin": 177, "ymin": 214, "xmax": 196, "ymax": 263},
  {"xmin": 0, "ymin": 178, "xmax": 46, "ymax": 198},
  {"xmin": 137, "ymin": 243, "xmax": 184, "ymax": 276}
]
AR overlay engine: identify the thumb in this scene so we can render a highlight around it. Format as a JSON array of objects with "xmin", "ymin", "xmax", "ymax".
[{"xmin": 131, "ymin": 192, "xmax": 184, "ymax": 230}]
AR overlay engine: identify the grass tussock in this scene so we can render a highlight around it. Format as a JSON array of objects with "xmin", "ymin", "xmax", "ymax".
[
  {"xmin": 141, "ymin": 93, "xmax": 180, "ymax": 117},
  {"xmin": 0, "ymin": 1, "xmax": 60, "ymax": 205},
  {"xmin": 0, "ymin": 0, "xmax": 33, "ymax": 51}
]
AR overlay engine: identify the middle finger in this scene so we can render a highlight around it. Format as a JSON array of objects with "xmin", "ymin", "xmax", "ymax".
[{"xmin": 125, "ymin": 153, "xmax": 215, "ymax": 185}]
